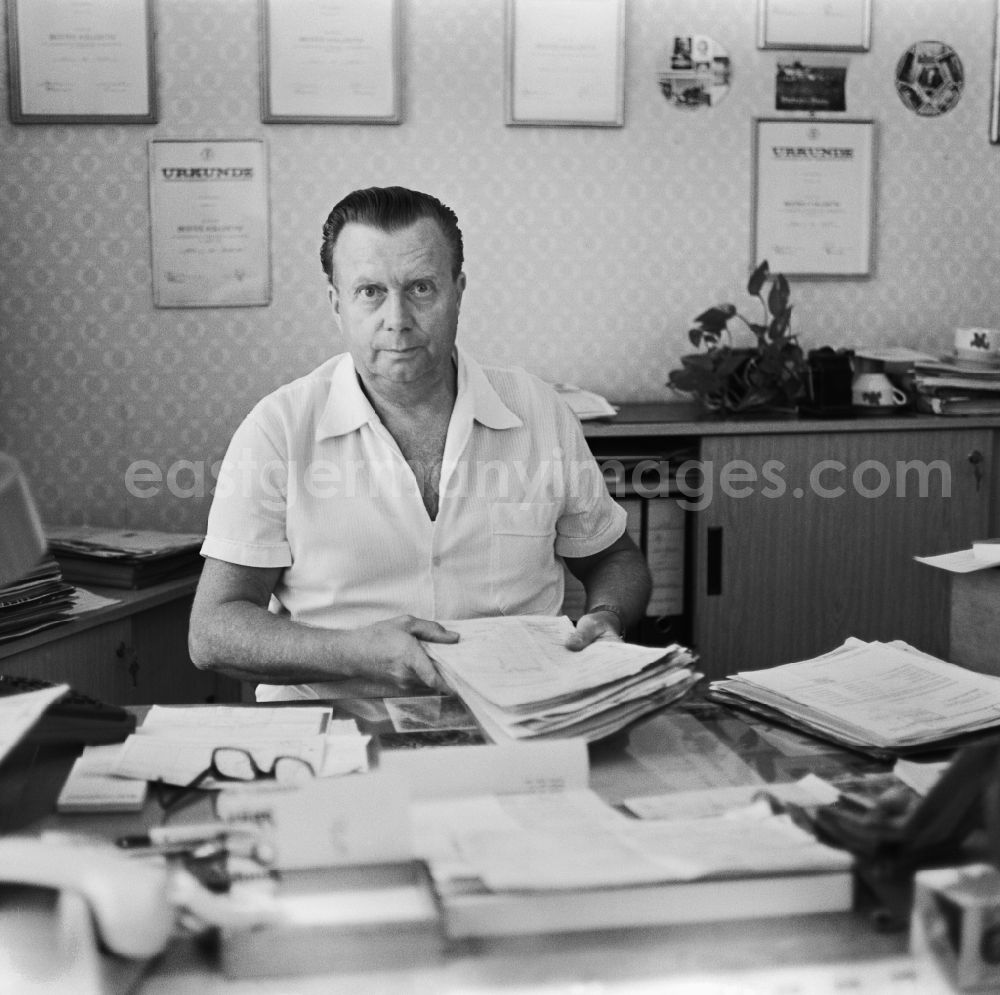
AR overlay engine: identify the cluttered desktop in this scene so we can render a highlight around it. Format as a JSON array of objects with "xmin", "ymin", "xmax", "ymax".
[{"xmin": 3, "ymin": 626, "xmax": 1000, "ymax": 994}]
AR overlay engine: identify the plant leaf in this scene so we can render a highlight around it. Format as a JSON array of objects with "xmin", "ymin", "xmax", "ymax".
[
  {"xmin": 693, "ymin": 305, "xmax": 736, "ymax": 331},
  {"xmin": 767, "ymin": 273, "xmax": 790, "ymax": 317},
  {"xmin": 747, "ymin": 260, "xmax": 769, "ymax": 297},
  {"xmin": 770, "ymin": 304, "xmax": 792, "ymax": 340}
]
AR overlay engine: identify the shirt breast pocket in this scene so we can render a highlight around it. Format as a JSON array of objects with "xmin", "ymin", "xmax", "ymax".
[{"xmin": 489, "ymin": 502, "xmax": 559, "ymax": 614}]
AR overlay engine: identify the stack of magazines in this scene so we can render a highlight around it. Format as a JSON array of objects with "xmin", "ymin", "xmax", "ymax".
[
  {"xmin": 426, "ymin": 615, "xmax": 701, "ymax": 742},
  {"xmin": 911, "ymin": 355, "xmax": 1000, "ymax": 416},
  {"xmin": 709, "ymin": 638, "xmax": 1000, "ymax": 757},
  {"xmin": 45, "ymin": 525, "xmax": 204, "ymax": 589},
  {"xmin": 0, "ymin": 555, "xmax": 76, "ymax": 642}
]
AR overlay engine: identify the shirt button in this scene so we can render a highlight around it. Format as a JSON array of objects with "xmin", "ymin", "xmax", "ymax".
[{"xmin": 432, "ymin": 556, "xmax": 442, "ymax": 567}]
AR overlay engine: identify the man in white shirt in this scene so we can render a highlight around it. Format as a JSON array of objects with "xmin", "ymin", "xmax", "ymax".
[{"xmin": 189, "ymin": 186, "xmax": 651, "ymax": 700}]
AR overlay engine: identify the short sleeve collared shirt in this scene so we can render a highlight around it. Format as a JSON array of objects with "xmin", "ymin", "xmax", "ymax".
[{"xmin": 202, "ymin": 348, "xmax": 625, "ymax": 699}]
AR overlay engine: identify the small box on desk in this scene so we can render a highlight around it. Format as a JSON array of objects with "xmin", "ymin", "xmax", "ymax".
[
  {"xmin": 916, "ymin": 549, "xmax": 1000, "ymax": 678},
  {"xmin": 911, "ymin": 864, "xmax": 1000, "ymax": 992},
  {"xmin": 947, "ymin": 568, "xmax": 1000, "ymax": 679}
]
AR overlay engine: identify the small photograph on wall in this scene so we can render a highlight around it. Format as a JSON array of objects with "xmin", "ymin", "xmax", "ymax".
[
  {"xmin": 895, "ymin": 41, "xmax": 964, "ymax": 117},
  {"xmin": 775, "ymin": 57, "xmax": 847, "ymax": 112},
  {"xmin": 657, "ymin": 35, "xmax": 731, "ymax": 108}
]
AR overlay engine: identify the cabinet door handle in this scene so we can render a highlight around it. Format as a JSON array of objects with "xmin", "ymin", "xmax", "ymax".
[
  {"xmin": 707, "ymin": 526, "xmax": 723, "ymax": 596},
  {"xmin": 969, "ymin": 450, "xmax": 983, "ymax": 491}
]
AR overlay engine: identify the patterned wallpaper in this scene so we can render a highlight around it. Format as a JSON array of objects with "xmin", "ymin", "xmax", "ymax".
[{"xmin": 1, "ymin": 0, "xmax": 999, "ymax": 532}]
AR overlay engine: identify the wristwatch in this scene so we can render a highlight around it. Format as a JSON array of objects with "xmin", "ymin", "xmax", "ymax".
[{"xmin": 586, "ymin": 604, "xmax": 625, "ymax": 639}]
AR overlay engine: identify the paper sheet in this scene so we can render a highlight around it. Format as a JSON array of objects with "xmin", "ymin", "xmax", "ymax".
[
  {"xmin": 139, "ymin": 704, "xmax": 337, "ymax": 737},
  {"xmin": 114, "ymin": 706, "xmax": 368, "ymax": 785},
  {"xmin": 915, "ymin": 549, "xmax": 998, "ymax": 574},
  {"xmin": 721, "ymin": 639, "xmax": 1000, "ymax": 749},
  {"xmin": 623, "ymin": 775, "xmax": 841, "ymax": 821},
  {"xmin": 0, "ymin": 683, "xmax": 68, "ymax": 764},
  {"xmin": 414, "ymin": 788, "xmax": 850, "ymax": 892}
]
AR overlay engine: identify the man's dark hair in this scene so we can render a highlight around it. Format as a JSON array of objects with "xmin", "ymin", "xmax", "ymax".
[{"xmin": 319, "ymin": 186, "xmax": 464, "ymax": 285}]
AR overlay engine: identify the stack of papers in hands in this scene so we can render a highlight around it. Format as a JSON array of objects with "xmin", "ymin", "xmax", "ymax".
[
  {"xmin": 425, "ymin": 615, "xmax": 701, "ymax": 743},
  {"xmin": 709, "ymin": 638, "xmax": 1000, "ymax": 756}
]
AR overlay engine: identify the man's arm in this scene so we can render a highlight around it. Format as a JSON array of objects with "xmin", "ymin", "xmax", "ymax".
[
  {"xmin": 562, "ymin": 532, "xmax": 652, "ymax": 650},
  {"xmin": 187, "ymin": 557, "xmax": 457, "ymax": 690}
]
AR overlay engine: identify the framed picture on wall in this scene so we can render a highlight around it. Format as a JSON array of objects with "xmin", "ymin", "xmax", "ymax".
[
  {"xmin": 6, "ymin": 0, "xmax": 157, "ymax": 123},
  {"xmin": 148, "ymin": 140, "xmax": 272, "ymax": 308},
  {"xmin": 757, "ymin": 0, "xmax": 872, "ymax": 52},
  {"xmin": 751, "ymin": 118, "xmax": 876, "ymax": 277},
  {"xmin": 505, "ymin": 0, "xmax": 625, "ymax": 127},
  {"xmin": 260, "ymin": 0, "xmax": 401, "ymax": 123},
  {"xmin": 992, "ymin": 0, "xmax": 1000, "ymax": 144}
]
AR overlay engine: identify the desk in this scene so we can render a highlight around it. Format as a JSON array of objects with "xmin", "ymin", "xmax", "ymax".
[
  {"xmin": 0, "ymin": 576, "xmax": 242, "ymax": 705},
  {"xmin": 3, "ymin": 695, "xmax": 941, "ymax": 994}
]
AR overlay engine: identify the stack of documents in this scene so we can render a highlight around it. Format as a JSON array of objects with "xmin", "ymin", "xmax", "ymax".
[
  {"xmin": 413, "ymin": 788, "xmax": 853, "ymax": 938},
  {"xmin": 107, "ymin": 705, "xmax": 370, "ymax": 788},
  {"xmin": 709, "ymin": 638, "xmax": 1000, "ymax": 756},
  {"xmin": 0, "ymin": 555, "xmax": 76, "ymax": 642},
  {"xmin": 45, "ymin": 525, "xmax": 204, "ymax": 588},
  {"xmin": 425, "ymin": 615, "xmax": 701, "ymax": 743}
]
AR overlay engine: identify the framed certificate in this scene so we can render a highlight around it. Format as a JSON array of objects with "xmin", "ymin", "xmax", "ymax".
[
  {"xmin": 992, "ymin": 0, "xmax": 1000, "ymax": 144},
  {"xmin": 758, "ymin": 0, "xmax": 872, "ymax": 52},
  {"xmin": 751, "ymin": 118, "xmax": 876, "ymax": 278},
  {"xmin": 260, "ymin": 0, "xmax": 401, "ymax": 123},
  {"xmin": 506, "ymin": 0, "xmax": 625, "ymax": 127},
  {"xmin": 6, "ymin": 0, "xmax": 157, "ymax": 123},
  {"xmin": 148, "ymin": 140, "xmax": 272, "ymax": 308}
]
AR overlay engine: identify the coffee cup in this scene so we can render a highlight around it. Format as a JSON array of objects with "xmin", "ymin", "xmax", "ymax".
[
  {"xmin": 852, "ymin": 372, "xmax": 907, "ymax": 409},
  {"xmin": 954, "ymin": 327, "xmax": 1000, "ymax": 363}
]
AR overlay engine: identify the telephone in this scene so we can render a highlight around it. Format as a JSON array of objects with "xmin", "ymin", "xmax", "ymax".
[{"xmin": 0, "ymin": 836, "xmax": 173, "ymax": 959}]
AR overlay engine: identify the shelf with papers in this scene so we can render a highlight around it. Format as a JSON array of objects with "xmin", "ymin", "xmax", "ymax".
[{"xmin": 0, "ymin": 576, "xmax": 241, "ymax": 706}]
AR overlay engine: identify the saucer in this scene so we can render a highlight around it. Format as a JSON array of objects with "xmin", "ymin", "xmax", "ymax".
[
  {"xmin": 944, "ymin": 351, "xmax": 1000, "ymax": 371},
  {"xmin": 852, "ymin": 404, "xmax": 909, "ymax": 416}
]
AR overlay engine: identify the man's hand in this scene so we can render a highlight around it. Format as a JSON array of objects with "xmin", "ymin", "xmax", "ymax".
[
  {"xmin": 564, "ymin": 610, "xmax": 623, "ymax": 652},
  {"xmin": 362, "ymin": 615, "xmax": 459, "ymax": 689}
]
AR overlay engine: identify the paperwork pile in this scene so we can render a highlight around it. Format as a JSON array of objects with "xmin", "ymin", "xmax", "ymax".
[
  {"xmin": 426, "ymin": 615, "xmax": 701, "ymax": 743},
  {"xmin": 45, "ymin": 525, "xmax": 204, "ymax": 588},
  {"xmin": 709, "ymin": 638, "xmax": 1000, "ymax": 756},
  {"xmin": 110, "ymin": 705, "xmax": 370, "ymax": 787},
  {"xmin": 412, "ymin": 787, "xmax": 853, "ymax": 937},
  {"xmin": 0, "ymin": 555, "xmax": 75, "ymax": 641}
]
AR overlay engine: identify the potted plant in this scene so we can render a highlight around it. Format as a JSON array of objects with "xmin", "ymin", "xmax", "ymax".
[{"xmin": 667, "ymin": 261, "xmax": 808, "ymax": 415}]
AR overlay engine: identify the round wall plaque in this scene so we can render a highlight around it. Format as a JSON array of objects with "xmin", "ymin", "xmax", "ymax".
[{"xmin": 894, "ymin": 41, "xmax": 964, "ymax": 117}]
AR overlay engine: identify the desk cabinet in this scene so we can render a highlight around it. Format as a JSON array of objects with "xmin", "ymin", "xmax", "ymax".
[
  {"xmin": 0, "ymin": 577, "xmax": 242, "ymax": 705},
  {"xmin": 585, "ymin": 408, "xmax": 999, "ymax": 680},
  {"xmin": 693, "ymin": 428, "xmax": 992, "ymax": 678}
]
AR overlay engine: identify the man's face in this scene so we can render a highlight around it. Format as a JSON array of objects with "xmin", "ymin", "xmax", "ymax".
[{"xmin": 329, "ymin": 218, "xmax": 465, "ymax": 393}]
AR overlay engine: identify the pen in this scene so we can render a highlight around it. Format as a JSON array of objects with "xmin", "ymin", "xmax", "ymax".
[{"xmin": 116, "ymin": 822, "xmax": 253, "ymax": 849}]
